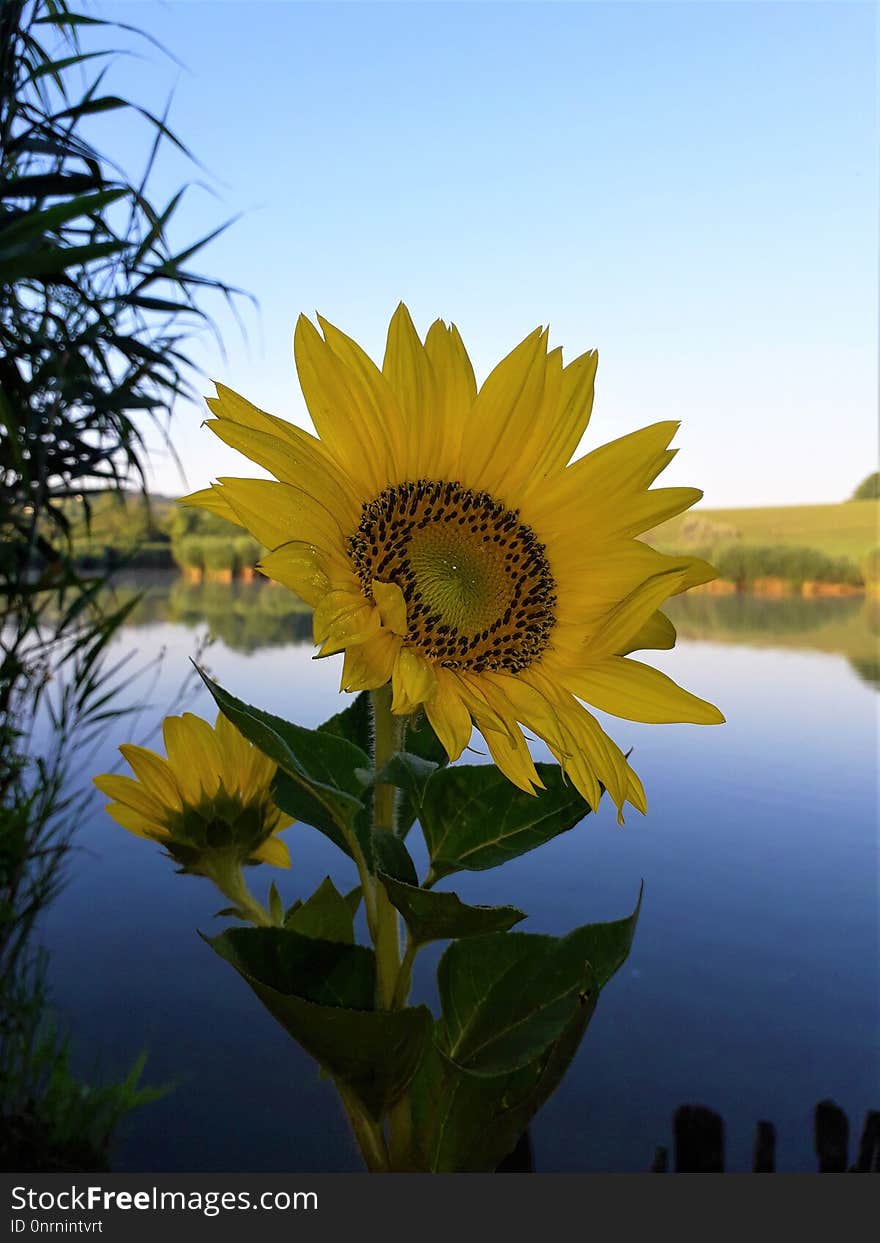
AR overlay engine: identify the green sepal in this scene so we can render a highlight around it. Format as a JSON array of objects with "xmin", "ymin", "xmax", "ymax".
[
  {"xmin": 197, "ymin": 669, "xmax": 371, "ymax": 863},
  {"xmin": 378, "ymin": 873, "xmax": 526, "ymax": 946},
  {"xmin": 283, "ymin": 876, "xmax": 354, "ymax": 944},
  {"xmin": 205, "ymin": 926, "xmax": 432, "ymax": 1119},
  {"xmin": 267, "ymin": 881, "xmax": 283, "ymax": 925},
  {"xmin": 419, "ymin": 762, "xmax": 595, "ymax": 880},
  {"xmin": 343, "ymin": 886, "xmax": 363, "ymax": 917}
]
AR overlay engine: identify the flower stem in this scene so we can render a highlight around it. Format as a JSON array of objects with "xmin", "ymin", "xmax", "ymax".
[
  {"xmin": 207, "ymin": 858, "xmax": 273, "ymax": 927},
  {"xmin": 391, "ymin": 934, "xmax": 418, "ymax": 1010},
  {"xmin": 370, "ymin": 685, "xmax": 404, "ymax": 1010},
  {"xmin": 336, "ymin": 1083, "xmax": 389, "ymax": 1172}
]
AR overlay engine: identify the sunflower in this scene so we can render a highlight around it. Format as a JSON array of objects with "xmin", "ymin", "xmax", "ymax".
[
  {"xmin": 93, "ymin": 711, "xmax": 292, "ymax": 870},
  {"xmin": 181, "ymin": 305, "xmax": 723, "ymax": 821}
]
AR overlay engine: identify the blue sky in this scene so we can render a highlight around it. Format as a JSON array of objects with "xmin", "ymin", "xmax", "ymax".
[{"xmin": 87, "ymin": 1, "xmax": 876, "ymax": 507}]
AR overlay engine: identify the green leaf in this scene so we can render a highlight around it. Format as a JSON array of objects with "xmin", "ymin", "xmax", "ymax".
[
  {"xmin": 318, "ymin": 689, "xmax": 372, "ymax": 752},
  {"xmin": 208, "ymin": 927, "xmax": 374, "ymax": 1009},
  {"xmin": 371, "ymin": 830, "xmax": 418, "ymax": 887},
  {"xmin": 378, "ymin": 873, "xmax": 525, "ymax": 946},
  {"xmin": 561, "ymin": 882, "xmax": 644, "ymax": 990},
  {"xmin": 375, "ymin": 750, "xmax": 438, "ymax": 812},
  {"xmin": 197, "ymin": 669, "xmax": 371, "ymax": 862},
  {"xmin": 0, "ymin": 187, "xmax": 127, "ymax": 246},
  {"xmin": 283, "ymin": 876, "xmax": 354, "ymax": 944},
  {"xmin": 420, "ymin": 762, "xmax": 593, "ymax": 880},
  {"xmin": 0, "ymin": 239, "xmax": 128, "ymax": 284},
  {"xmin": 436, "ymin": 932, "xmax": 596, "ymax": 1076},
  {"xmin": 410, "ymin": 999, "xmax": 594, "ymax": 1172},
  {"xmin": 0, "ymin": 172, "xmax": 102, "ymax": 199},
  {"xmin": 407, "ymin": 887, "xmax": 643, "ymax": 1169},
  {"xmin": 206, "ymin": 927, "xmax": 431, "ymax": 1119}
]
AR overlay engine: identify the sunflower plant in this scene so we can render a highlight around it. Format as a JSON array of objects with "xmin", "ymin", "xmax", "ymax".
[{"xmin": 96, "ymin": 305, "xmax": 722, "ymax": 1172}]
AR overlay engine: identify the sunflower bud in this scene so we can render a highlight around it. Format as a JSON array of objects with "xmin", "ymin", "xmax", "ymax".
[{"xmin": 93, "ymin": 711, "xmax": 292, "ymax": 878}]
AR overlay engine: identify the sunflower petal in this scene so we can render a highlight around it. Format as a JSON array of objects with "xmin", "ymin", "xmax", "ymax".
[
  {"xmin": 177, "ymin": 485, "xmax": 245, "ymax": 529},
  {"xmin": 118, "ymin": 745, "xmax": 182, "ymax": 812},
  {"xmin": 583, "ymin": 569, "xmax": 686, "ymax": 661},
  {"xmin": 251, "ymin": 834, "xmax": 291, "ymax": 868},
  {"xmin": 423, "ymin": 319, "xmax": 477, "ymax": 473},
  {"xmin": 382, "ymin": 303, "xmax": 440, "ymax": 476},
  {"xmin": 172, "ymin": 713, "xmax": 223, "ymax": 797},
  {"xmin": 424, "ymin": 669, "xmax": 473, "ymax": 761},
  {"xmin": 569, "ymin": 657, "xmax": 725, "ymax": 725},
  {"xmin": 93, "ymin": 773, "xmax": 165, "ymax": 821},
  {"xmin": 214, "ymin": 478, "xmax": 343, "ymax": 554},
  {"xmin": 617, "ymin": 609, "xmax": 677, "ymax": 655},
  {"xmin": 294, "ymin": 314, "xmax": 391, "ymax": 494},
  {"xmin": 460, "ymin": 326, "xmax": 548, "ymax": 495},
  {"xmin": 391, "ymin": 646, "xmax": 437, "ymax": 714},
  {"xmin": 206, "ymin": 417, "xmax": 359, "ymax": 527},
  {"xmin": 104, "ymin": 801, "xmax": 169, "ymax": 840},
  {"xmin": 340, "ymin": 630, "xmax": 402, "ymax": 692},
  {"xmin": 372, "ymin": 578, "xmax": 409, "ymax": 636},
  {"xmin": 259, "ymin": 543, "xmax": 332, "ymax": 607}
]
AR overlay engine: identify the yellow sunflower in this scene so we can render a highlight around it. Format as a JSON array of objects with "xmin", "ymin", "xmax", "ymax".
[
  {"xmin": 181, "ymin": 304, "xmax": 723, "ymax": 822},
  {"xmin": 93, "ymin": 711, "xmax": 292, "ymax": 870}
]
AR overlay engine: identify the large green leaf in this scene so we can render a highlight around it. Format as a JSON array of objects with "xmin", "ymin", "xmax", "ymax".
[
  {"xmin": 436, "ymin": 932, "xmax": 596, "ymax": 1076},
  {"xmin": 408, "ymin": 888, "xmax": 642, "ymax": 1170},
  {"xmin": 410, "ymin": 999, "xmax": 594, "ymax": 1172},
  {"xmin": 208, "ymin": 926, "xmax": 373, "ymax": 1009},
  {"xmin": 419, "ymin": 762, "xmax": 594, "ymax": 879},
  {"xmin": 561, "ymin": 883, "xmax": 644, "ymax": 989},
  {"xmin": 283, "ymin": 876, "xmax": 355, "ymax": 944},
  {"xmin": 207, "ymin": 926, "xmax": 431, "ymax": 1119},
  {"xmin": 318, "ymin": 689, "xmax": 372, "ymax": 751},
  {"xmin": 272, "ymin": 771, "xmax": 352, "ymax": 859},
  {"xmin": 198, "ymin": 669, "xmax": 371, "ymax": 861},
  {"xmin": 379, "ymin": 873, "xmax": 526, "ymax": 946}
]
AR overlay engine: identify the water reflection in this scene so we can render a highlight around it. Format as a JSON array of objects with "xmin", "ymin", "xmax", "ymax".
[
  {"xmin": 110, "ymin": 573, "xmax": 880, "ymax": 677},
  {"xmin": 111, "ymin": 576, "xmax": 314, "ymax": 652},
  {"xmin": 40, "ymin": 574, "xmax": 877, "ymax": 1173}
]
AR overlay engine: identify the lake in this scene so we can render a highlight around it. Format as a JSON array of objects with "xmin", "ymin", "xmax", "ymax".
[{"xmin": 39, "ymin": 576, "xmax": 879, "ymax": 1172}]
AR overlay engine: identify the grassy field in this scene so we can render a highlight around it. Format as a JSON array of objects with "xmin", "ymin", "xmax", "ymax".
[{"xmin": 649, "ymin": 499, "xmax": 879, "ymax": 565}]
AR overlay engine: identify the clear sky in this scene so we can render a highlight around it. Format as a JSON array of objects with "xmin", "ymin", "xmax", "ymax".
[{"xmin": 85, "ymin": 1, "xmax": 877, "ymax": 507}]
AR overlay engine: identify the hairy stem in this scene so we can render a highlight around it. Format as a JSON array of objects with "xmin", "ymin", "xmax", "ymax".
[
  {"xmin": 370, "ymin": 685, "xmax": 404, "ymax": 1010},
  {"xmin": 336, "ymin": 1083, "xmax": 389, "ymax": 1173},
  {"xmin": 205, "ymin": 857, "xmax": 273, "ymax": 927}
]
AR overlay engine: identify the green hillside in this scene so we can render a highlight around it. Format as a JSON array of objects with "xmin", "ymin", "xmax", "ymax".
[{"xmin": 649, "ymin": 500, "xmax": 879, "ymax": 567}]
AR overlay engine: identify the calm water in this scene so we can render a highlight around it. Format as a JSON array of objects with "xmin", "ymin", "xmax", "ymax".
[{"xmin": 40, "ymin": 577, "xmax": 879, "ymax": 1172}]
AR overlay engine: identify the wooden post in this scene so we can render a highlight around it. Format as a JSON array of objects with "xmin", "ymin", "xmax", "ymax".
[
  {"xmin": 753, "ymin": 1121, "xmax": 776, "ymax": 1172},
  {"xmin": 814, "ymin": 1099, "xmax": 848, "ymax": 1172},
  {"xmin": 674, "ymin": 1105, "xmax": 724, "ymax": 1172}
]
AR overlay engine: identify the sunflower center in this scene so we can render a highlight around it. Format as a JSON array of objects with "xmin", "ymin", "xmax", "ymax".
[{"xmin": 348, "ymin": 480, "xmax": 556, "ymax": 672}]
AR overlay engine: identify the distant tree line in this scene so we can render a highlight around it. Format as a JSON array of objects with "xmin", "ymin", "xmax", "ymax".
[{"xmin": 851, "ymin": 472, "xmax": 879, "ymax": 501}]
